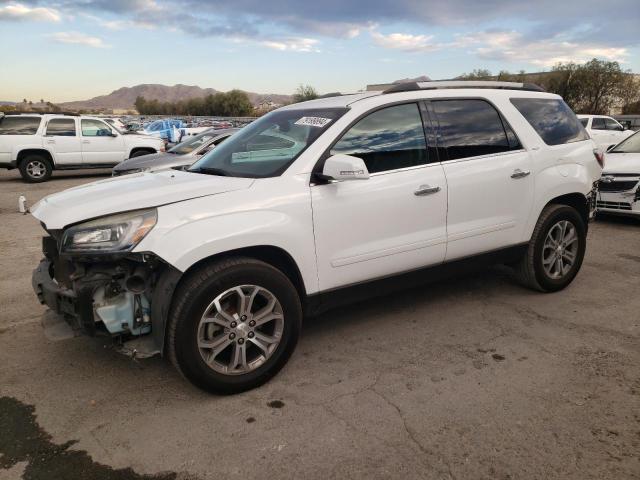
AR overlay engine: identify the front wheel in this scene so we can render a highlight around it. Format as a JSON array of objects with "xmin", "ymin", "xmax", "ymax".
[
  {"xmin": 167, "ymin": 257, "xmax": 302, "ymax": 394},
  {"xmin": 515, "ymin": 204, "xmax": 587, "ymax": 292}
]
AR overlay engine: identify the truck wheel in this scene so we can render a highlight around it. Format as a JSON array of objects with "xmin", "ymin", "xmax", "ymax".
[
  {"xmin": 515, "ymin": 204, "xmax": 586, "ymax": 292},
  {"xmin": 19, "ymin": 155, "xmax": 52, "ymax": 183},
  {"xmin": 167, "ymin": 257, "xmax": 302, "ymax": 394},
  {"xmin": 129, "ymin": 149, "xmax": 152, "ymax": 158}
]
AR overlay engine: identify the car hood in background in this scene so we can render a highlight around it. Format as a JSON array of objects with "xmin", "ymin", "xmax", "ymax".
[
  {"xmin": 603, "ymin": 153, "xmax": 640, "ymax": 174},
  {"xmin": 31, "ymin": 170, "xmax": 254, "ymax": 229},
  {"xmin": 113, "ymin": 152, "xmax": 189, "ymax": 172}
]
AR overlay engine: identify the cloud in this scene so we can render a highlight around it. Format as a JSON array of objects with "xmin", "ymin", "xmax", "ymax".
[
  {"xmin": 49, "ymin": 31, "xmax": 111, "ymax": 48},
  {"xmin": 259, "ymin": 37, "xmax": 320, "ymax": 52},
  {"xmin": 459, "ymin": 30, "xmax": 629, "ymax": 66},
  {"xmin": 0, "ymin": 3, "xmax": 60, "ymax": 22},
  {"xmin": 371, "ymin": 31, "xmax": 438, "ymax": 52}
]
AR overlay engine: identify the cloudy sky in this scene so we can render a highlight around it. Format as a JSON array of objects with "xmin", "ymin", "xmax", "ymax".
[{"xmin": 1, "ymin": 0, "xmax": 639, "ymax": 102}]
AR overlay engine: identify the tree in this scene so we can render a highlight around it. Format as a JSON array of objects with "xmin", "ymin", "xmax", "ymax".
[
  {"xmin": 293, "ymin": 85, "xmax": 318, "ymax": 103},
  {"xmin": 458, "ymin": 69, "xmax": 492, "ymax": 80},
  {"xmin": 133, "ymin": 90, "xmax": 254, "ymax": 116}
]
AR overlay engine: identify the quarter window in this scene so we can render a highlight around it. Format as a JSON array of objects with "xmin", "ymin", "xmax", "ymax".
[
  {"xmin": 0, "ymin": 116, "xmax": 41, "ymax": 135},
  {"xmin": 81, "ymin": 119, "xmax": 112, "ymax": 137},
  {"xmin": 432, "ymin": 99, "xmax": 517, "ymax": 161},
  {"xmin": 510, "ymin": 98, "xmax": 589, "ymax": 145},
  {"xmin": 330, "ymin": 103, "xmax": 428, "ymax": 174},
  {"xmin": 46, "ymin": 118, "xmax": 76, "ymax": 137}
]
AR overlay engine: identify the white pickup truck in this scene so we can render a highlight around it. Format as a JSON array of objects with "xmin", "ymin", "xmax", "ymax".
[
  {"xmin": 0, "ymin": 113, "xmax": 165, "ymax": 182},
  {"xmin": 577, "ymin": 114, "xmax": 634, "ymax": 149}
]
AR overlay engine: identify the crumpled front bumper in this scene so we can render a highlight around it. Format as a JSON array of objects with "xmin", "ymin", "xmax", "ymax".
[{"xmin": 32, "ymin": 259, "xmax": 98, "ymax": 335}]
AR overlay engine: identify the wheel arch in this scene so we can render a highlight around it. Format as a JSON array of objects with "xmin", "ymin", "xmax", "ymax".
[
  {"xmin": 545, "ymin": 192, "xmax": 590, "ymax": 230},
  {"xmin": 17, "ymin": 148, "xmax": 54, "ymax": 167},
  {"xmin": 129, "ymin": 147, "xmax": 157, "ymax": 158}
]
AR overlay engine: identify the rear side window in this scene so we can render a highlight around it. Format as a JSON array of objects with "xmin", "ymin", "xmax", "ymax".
[
  {"xmin": 46, "ymin": 118, "xmax": 76, "ymax": 137},
  {"xmin": 511, "ymin": 98, "xmax": 589, "ymax": 145},
  {"xmin": 330, "ymin": 103, "xmax": 428, "ymax": 174},
  {"xmin": 591, "ymin": 118, "xmax": 606, "ymax": 130},
  {"xmin": 0, "ymin": 116, "xmax": 41, "ymax": 135},
  {"xmin": 432, "ymin": 99, "xmax": 519, "ymax": 161}
]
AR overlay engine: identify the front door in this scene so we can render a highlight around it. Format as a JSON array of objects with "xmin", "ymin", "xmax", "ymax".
[
  {"xmin": 429, "ymin": 98, "xmax": 534, "ymax": 260},
  {"xmin": 80, "ymin": 119, "xmax": 125, "ymax": 164},
  {"xmin": 43, "ymin": 117, "xmax": 81, "ymax": 165},
  {"xmin": 311, "ymin": 103, "xmax": 448, "ymax": 292}
]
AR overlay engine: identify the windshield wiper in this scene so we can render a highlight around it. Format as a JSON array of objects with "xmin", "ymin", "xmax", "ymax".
[{"xmin": 192, "ymin": 166, "xmax": 231, "ymax": 177}]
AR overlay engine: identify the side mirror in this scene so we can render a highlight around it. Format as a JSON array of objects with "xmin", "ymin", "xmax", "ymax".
[{"xmin": 321, "ymin": 154, "xmax": 370, "ymax": 181}]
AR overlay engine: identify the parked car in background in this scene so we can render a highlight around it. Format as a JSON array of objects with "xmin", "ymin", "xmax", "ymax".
[
  {"xmin": 597, "ymin": 130, "xmax": 640, "ymax": 218},
  {"xmin": 0, "ymin": 113, "xmax": 165, "ymax": 182},
  {"xmin": 112, "ymin": 128, "xmax": 238, "ymax": 176},
  {"xmin": 103, "ymin": 117, "xmax": 127, "ymax": 131},
  {"xmin": 578, "ymin": 114, "xmax": 634, "ymax": 148},
  {"xmin": 142, "ymin": 119, "xmax": 184, "ymax": 142},
  {"xmin": 613, "ymin": 114, "xmax": 640, "ymax": 132},
  {"xmin": 31, "ymin": 81, "xmax": 601, "ymax": 393}
]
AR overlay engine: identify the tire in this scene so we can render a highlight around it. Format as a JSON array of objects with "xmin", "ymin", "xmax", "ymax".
[
  {"xmin": 167, "ymin": 257, "xmax": 302, "ymax": 394},
  {"xmin": 129, "ymin": 149, "xmax": 152, "ymax": 158},
  {"xmin": 515, "ymin": 204, "xmax": 587, "ymax": 292},
  {"xmin": 19, "ymin": 155, "xmax": 52, "ymax": 183}
]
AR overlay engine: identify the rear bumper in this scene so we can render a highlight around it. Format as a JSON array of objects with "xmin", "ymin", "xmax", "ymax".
[{"xmin": 0, "ymin": 160, "xmax": 17, "ymax": 169}]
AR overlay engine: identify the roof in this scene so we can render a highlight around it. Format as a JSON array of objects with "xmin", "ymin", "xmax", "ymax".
[{"xmin": 279, "ymin": 92, "xmax": 380, "ymax": 110}]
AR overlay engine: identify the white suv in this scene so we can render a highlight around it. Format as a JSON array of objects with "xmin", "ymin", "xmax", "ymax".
[
  {"xmin": 31, "ymin": 81, "xmax": 602, "ymax": 393},
  {"xmin": 0, "ymin": 113, "xmax": 165, "ymax": 182},
  {"xmin": 578, "ymin": 114, "xmax": 634, "ymax": 149}
]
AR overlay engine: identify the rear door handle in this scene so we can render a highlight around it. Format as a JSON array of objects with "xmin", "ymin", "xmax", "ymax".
[
  {"xmin": 414, "ymin": 185, "xmax": 441, "ymax": 196},
  {"xmin": 511, "ymin": 169, "xmax": 531, "ymax": 179}
]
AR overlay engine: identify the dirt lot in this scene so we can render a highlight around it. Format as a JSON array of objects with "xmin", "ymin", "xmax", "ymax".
[{"xmin": 0, "ymin": 168, "xmax": 638, "ymax": 480}]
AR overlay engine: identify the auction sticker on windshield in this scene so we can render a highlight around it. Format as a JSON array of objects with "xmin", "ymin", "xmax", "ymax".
[{"xmin": 294, "ymin": 117, "xmax": 333, "ymax": 128}]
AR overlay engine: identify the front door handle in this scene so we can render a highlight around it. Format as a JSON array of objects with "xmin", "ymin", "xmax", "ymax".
[
  {"xmin": 46, "ymin": 139, "xmax": 55, "ymax": 144},
  {"xmin": 414, "ymin": 185, "xmax": 441, "ymax": 196},
  {"xmin": 511, "ymin": 169, "xmax": 531, "ymax": 179}
]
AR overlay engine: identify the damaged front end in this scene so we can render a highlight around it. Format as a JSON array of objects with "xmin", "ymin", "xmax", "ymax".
[{"xmin": 32, "ymin": 210, "xmax": 181, "ymax": 358}]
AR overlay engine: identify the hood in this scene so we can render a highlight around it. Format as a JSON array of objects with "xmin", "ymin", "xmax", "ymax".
[
  {"xmin": 113, "ymin": 152, "xmax": 182, "ymax": 172},
  {"xmin": 31, "ymin": 170, "xmax": 254, "ymax": 229},
  {"xmin": 603, "ymin": 153, "xmax": 640, "ymax": 175}
]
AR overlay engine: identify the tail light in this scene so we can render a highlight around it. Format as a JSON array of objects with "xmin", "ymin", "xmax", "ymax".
[{"xmin": 593, "ymin": 148, "xmax": 605, "ymax": 168}]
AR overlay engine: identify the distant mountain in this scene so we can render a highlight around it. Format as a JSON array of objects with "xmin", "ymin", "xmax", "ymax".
[{"xmin": 57, "ymin": 84, "xmax": 292, "ymax": 111}]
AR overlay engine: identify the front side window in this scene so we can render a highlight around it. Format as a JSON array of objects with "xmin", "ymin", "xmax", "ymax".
[
  {"xmin": 81, "ymin": 119, "xmax": 113, "ymax": 137},
  {"xmin": 605, "ymin": 118, "xmax": 621, "ymax": 131},
  {"xmin": 591, "ymin": 118, "xmax": 606, "ymax": 130},
  {"xmin": 190, "ymin": 108, "xmax": 347, "ymax": 178},
  {"xmin": 432, "ymin": 99, "xmax": 515, "ymax": 160},
  {"xmin": 46, "ymin": 118, "xmax": 76, "ymax": 137},
  {"xmin": 511, "ymin": 98, "xmax": 589, "ymax": 145},
  {"xmin": 0, "ymin": 116, "xmax": 41, "ymax": 135},
  {"xmin": 330, "ymin": 103, "xmax": 428, "ymax": 174}
]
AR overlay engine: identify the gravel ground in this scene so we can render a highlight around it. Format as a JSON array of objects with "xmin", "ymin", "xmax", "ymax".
[{"xmin": 0, "ymin": 167, "xmax": 638, "ymax": 480}]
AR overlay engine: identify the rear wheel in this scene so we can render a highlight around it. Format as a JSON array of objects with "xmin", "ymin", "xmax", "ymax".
[
  {"xmin": 19, "ymin": 155, "xmax": 52, "ymax": 183},
  {"xmin": 167, "ymin": 257, "xmax": 302, "ymax": 394},
  {"xmin": 515, "ymin": 204, "xmax": 587, "ymax": 292}
]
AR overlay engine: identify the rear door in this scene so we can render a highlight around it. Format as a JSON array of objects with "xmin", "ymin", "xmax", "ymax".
[
  {"xmin": 43, "ymin": 117, "xmax": 81, "ymax": 165},
  {"xmin": 429, "ymin": 98, "xmax": 534, "ymax": 260},
  {"xmin": 80, "ymin": 119, "xmax": 126, "ymax": 164}
]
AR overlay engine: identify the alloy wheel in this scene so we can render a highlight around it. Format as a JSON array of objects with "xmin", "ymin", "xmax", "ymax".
[{"xmin": 542, "ymin": 220, "xmax": 579, "ymax": 279}]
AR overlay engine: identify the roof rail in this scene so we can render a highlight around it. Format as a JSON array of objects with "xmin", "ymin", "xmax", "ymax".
[
  {"xmin": 383, "ymin": 80, "xmax": 545, "ymax": 94},
  {"xmin": 0, "ymin": 111, "xmax": 80, "ymax": 116}
]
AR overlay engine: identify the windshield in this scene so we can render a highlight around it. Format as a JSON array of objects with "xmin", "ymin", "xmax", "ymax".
[
  {"xmin": 169, "ymin": 132, "xmax": 216, "ymax": 155},
  {"xmin": 189, "ymin": 108, "xmax": 347, "ymax": 178},
  {"xmin": 611, "ymin": 131, "xmax": 640, "ymax": 153}
]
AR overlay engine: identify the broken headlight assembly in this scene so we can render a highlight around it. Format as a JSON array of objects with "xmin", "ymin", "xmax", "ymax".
[{"xmin": 61, "ymin": 209, "xmax": 157, "ymax": 254}]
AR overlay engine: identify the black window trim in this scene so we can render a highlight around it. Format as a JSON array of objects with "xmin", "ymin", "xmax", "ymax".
[
  {"xmin": 44, "ymin": 117, "xmax": 77, "ymax": 137},
  {"xmin": 311, "ymin": 100, "xmax": 437, "ymax": 183},
  {"xmin": 426, "ymin": 96, "xmax": 525, "ymax": 165}
]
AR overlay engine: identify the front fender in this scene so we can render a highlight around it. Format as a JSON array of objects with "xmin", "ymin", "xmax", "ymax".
[{"xmin": 135, "ymin": 176, "xmax": 318, "ymax": 294}]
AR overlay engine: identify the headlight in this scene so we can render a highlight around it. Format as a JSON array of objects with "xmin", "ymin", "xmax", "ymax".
[{"xmin": 61, "ymin": 209, "xmax": 157, "ymax": 253}]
